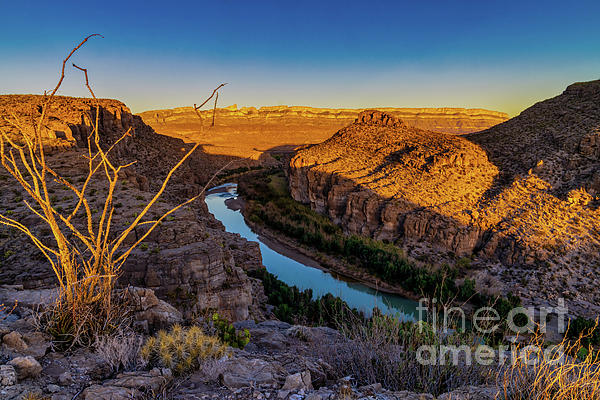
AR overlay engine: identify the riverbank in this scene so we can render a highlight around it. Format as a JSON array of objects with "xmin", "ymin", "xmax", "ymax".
[
  {"xmin": 235, "ymin": 170, "xmax": 486, "ymax": 303},
  {"xmin": 206, "ymin": 183, "xmax": 421, "ymax": 318},
  {"xmin": 224, "ymin": 188, "xmax": 428, "ymax": 302},
  {"xmin": 240, "ymin": 202, "xmax": 423, "ymax": 302}
]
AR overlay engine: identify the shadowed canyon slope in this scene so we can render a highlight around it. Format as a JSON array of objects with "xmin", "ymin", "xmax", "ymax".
[
  {"xmin": 289, "ymin": 81, "xmax": 600, "ymax": 317},
  {"xmin": 138, "ymin": 105, "xmax": 508, "ymax": 159},
  {"xmin": 0, "ymin": 95, "xmax": 264, "ymax": 321}
]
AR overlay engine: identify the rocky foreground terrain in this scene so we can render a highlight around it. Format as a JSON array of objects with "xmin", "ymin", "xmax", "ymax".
[
  {"xmin": 138, "ymin": 105, "xmax": 507, "ymax": 159},
  {"xmin": 0, "ymin": 308, "xmax": 499, "ymax": 400},
  {"xmin": 289, "ymin": 80, "xmax": 600, "ymax": 319}
]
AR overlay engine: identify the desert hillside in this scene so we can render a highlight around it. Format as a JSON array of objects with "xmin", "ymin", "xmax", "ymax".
[
  {"xmin": 0, "ymin": 94, "xmax": 264, "ymax": 321},
  {"xmin": 289, "ymin": 81, "xmax": 600, "ymax": 318},
  {"xmin": 138, "ymin": 105, "xmax": 508, "ymax": 159}
]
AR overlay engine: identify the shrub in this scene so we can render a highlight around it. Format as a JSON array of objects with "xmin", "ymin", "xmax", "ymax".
[
  {"xmin": 140, "ymin": 324, "xmax": 228, "ymax": 376},
  {"xmin": 248, "ymin": 267, "xmax": 364, "ymax": 328},
  {"xmin": 210, "ymin": 313, "xmax": 250, "ymax": 349},
  {"xmin": 95, "ymin": 329, "xmax": 144, "ymax": 373},
  {"xmin": 567, "ymin": 317, "xmax": 600, "ymax": 346},
  {"xmin": 35, "ymin": 289, "xmax": 133, "ymax": 351},
  {"xmin": 456, "ymin": 257, "xmax": 472, "ymax": 269},
  {"xmin": 319, "ymin": 311, "xmax": 489, "ymax": 395}
]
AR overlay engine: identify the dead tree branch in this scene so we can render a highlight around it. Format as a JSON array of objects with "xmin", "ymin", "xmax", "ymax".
[{"xmin": 193, "ymin": 83, "xmax": 227, "ymax": 129}]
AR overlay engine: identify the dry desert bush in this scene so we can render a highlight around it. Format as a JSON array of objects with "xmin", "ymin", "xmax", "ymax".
[
  {"xmin": 499, "ymin": 323, "xmax": 600, "ymax": 400},
  {"xmin": 0, "ymin": 35, "xmax": 227, "ymax": 348},
  {"xmin": 319, "ymin": 311, "xmax": 493, "ymax": 395}
]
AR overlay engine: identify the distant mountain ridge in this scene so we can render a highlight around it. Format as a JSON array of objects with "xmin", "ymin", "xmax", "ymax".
[
  {"xmin": 137, "ymin": 104, "xmax": 507, "ymax": 161},
  {"xmin": 139, "ymin": 104, "xmax": 508, "ymax": 137}
]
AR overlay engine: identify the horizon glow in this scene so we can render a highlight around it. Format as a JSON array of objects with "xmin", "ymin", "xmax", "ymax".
[{"xmin": 1, "ymin": 1, "xmax": 599, "ymax": 117}]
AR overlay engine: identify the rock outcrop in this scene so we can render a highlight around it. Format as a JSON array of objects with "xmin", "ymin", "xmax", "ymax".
[
  {"xmin": 138, "ymin": 104, "xmax": 508, "ymax": 160},
  {"xmin": 289, "ymin": 81, "xmax": 600, "ymax": 317},
  {"xmin": 0, "ymin": 95, "xmax": 264, "ymax": 322}
]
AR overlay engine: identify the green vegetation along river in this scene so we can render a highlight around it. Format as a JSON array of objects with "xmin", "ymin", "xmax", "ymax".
[{"xmin": 205, "ymin": 183, "xmax": 421, "ymax": 320}]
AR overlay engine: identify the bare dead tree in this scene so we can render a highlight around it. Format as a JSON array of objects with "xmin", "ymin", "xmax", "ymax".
[
  {"xmin": 193, "ymin": 83, "xmax": 227, "ymax": 130},
  {"xmin": 0, "ymin": 35, "xmax": 234, "ymax": 346},
  {"xmin": 212, "ymin": 91, "xmax": 219, "ymax": 127}
]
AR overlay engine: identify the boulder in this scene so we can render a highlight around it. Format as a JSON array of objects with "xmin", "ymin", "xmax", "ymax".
[
  {"xmin": 125, "ymin": 287, "xmax": 183, "ymax": 333},
  {"xmin": 282, "ymin": 371, "xmax": 313, "ymax": 391},
  {"xmin": 2, "ymin": 331, "xmax": 27, "ymax": 352},
  {"xmin": 47, "ymin": 384, "xmax": 61, "ymax": 393},
  {"xmin": 8, "ymin": 356, "xmax": 42, "ymax": 380},
  {"xmin": 220, "ymin": 358, "xmax": 283, "ymax": 389},
  {"xmin": 103, "ymin": 368, "xmax": 172, "ymax": 393},
  {"xmin": 22, "ymin": 331, "xmax": 51, "ymax": 359},
  {"xmin": 70, "ymin": 350, "xmax": 112, "ymax": 381},
  {"xmin": 81, "ymin": 369, "xmax": 172, "ymax": 400},
  {"xmin": 82, "ymin": 385, "xmax": 140, "ymax": 400},
  {"xmin": 58, "ymin": 371, "xmax": 73, "ymax": 386}
]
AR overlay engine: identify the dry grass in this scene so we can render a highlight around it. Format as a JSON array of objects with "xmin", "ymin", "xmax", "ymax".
[
  {"xmin": 95, "ymin": 328, "xmax": 144, "ymax": 373},
  {"xmin": 319, "ymin": 312, "xmax": 494, "ymax": 395},
  {"xmin": 499, "ymin": 324, "xmax": 600, "ymax": 400},
  {"xmin": 20, "ymin": 393, "xmax": 51, "ymax": 400},
  {"xmin": 322, "ymin": 313, "xmax": 600, "ymax": 398}
]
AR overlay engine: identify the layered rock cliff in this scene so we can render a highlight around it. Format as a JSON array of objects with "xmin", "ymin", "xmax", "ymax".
[
  {"xmin": 0, "ymin": 95, "xmax": 264, "ymax": 321},
  {"xmin": 289, "ymin": 81, "xmax": 600, "ymax": 317},
  {"xmin": 138, "ymin": 105, "xmax": 508, "ymax": 159}
]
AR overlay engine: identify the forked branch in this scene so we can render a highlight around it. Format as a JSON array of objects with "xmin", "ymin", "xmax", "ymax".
[{"xmin": 193, "ymin": 83, "xmax": 227, "ymax": 127}]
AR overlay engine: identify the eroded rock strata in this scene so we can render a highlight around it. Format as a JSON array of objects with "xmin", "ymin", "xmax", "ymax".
[
  {"xmin": 138, "ymin": 105, "xmax": 508, "ymax": 159},
  {"xmin": 289, "ymin": 81, "xmax": 600, "ymax": 317},
  {"xmin": 0, "ymin": 95, "xmax": 264, "ymax": 322}
]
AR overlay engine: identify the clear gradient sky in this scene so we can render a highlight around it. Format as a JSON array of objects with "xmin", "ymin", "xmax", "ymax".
[{"xmin": 1, "ymin": 1, "xmax": 599, "ymax": 116}]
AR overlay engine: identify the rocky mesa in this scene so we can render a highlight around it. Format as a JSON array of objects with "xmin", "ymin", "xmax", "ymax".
[
  {"xmin": 289, "ymin": 81, "xmax": 600, "ymax": 318},
  {"xmin": 138, "ymin": 105, "xmax": 508, "ymax": 159}
]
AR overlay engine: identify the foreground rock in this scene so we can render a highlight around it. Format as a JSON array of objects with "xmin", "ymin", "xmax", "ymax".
[
  {"xmin": 0, "ymin": 306, "xmax": 500, "ymax": 400},
  {"xmin": 8, "ymin": 356, "xmax": 42, "ymax": 380},
  {"xmin": 82, "ymin": 368, "xmax": 172, "ymax": 400},
  {"xmin": 289, "ymin": 81, "xmax": 600, "ymax": 317}
]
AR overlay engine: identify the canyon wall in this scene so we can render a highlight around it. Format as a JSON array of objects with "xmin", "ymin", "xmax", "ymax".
[
  {"xmin": 138, "ymin": 105, "xmax": 508, "ymax": 159},
  {"xmin": 0, "ymin": 95, "xmax": 264, "ymax": 321},
  {"xmin": 289, "ymin": 81, "xmax": 600, "ymax": 317}
]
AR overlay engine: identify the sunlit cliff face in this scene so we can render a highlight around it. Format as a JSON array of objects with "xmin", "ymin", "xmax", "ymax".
[
  {"xmin": 291, "ymin": 111, "xmax": 499, "ymax": 225},
  {"xmin": 288, "ymin": 87, "xmax": 600, "ymax": 316},
  {"xmin": 138, "ymin": 105, "xmax": 508, "ymax": 159}
]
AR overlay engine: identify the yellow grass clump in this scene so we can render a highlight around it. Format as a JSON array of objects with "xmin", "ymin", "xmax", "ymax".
[{"xmin": 499, "ymin": 323, "xmax": 600, "ymax": 399}]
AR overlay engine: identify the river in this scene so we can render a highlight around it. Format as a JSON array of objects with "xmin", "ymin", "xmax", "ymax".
[{"xmin": 205, "ymin": 183, "xmax": 420, "ymax": 320}]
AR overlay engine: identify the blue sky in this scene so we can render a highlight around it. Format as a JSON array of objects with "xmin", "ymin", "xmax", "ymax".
[{"xmin": 1, "ymin": 1, "xmax": 599, "ymax": 115}]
